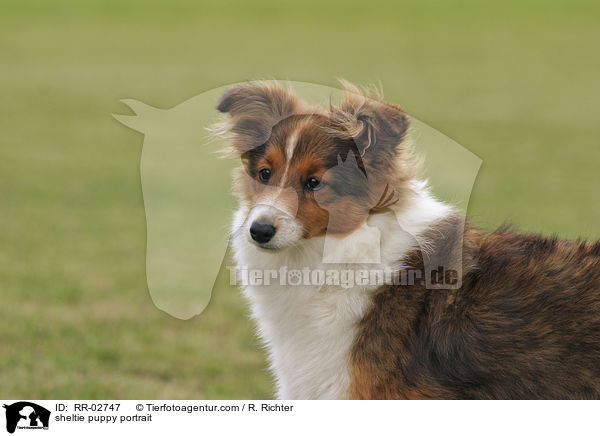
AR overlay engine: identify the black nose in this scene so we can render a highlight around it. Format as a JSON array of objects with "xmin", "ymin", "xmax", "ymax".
[{"xmin": 250, "ymin": 221, "xmax": 276, "ymax": 243}]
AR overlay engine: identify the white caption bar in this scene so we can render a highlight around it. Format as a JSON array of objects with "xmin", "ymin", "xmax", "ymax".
[{"xmin": 0, "ymin": 400, "xmax": 595, "ymax": 436}]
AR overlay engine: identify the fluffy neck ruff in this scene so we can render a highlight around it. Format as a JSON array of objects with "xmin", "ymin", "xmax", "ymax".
[{"xmin": 230, "ymin": 180, "xmax": 454, "ymax": 399}]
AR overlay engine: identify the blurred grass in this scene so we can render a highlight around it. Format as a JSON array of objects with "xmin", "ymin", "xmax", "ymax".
[{"xmin": 1, "ymin": 0, "xmax": 599, "ymax": 398}]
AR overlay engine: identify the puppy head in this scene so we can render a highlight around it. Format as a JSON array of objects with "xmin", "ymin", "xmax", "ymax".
[{"xmin": 216, "ymin": 81, "xmax": 415, "ymax": 251}]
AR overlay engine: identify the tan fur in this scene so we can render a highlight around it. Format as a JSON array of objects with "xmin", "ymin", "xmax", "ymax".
[{"xmin": 215, "ymin": 82, "xmax": 420, "ymax": 240}]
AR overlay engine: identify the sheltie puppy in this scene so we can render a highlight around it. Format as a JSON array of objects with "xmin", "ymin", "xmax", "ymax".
[{"xmin": 215, "ymin": 81, "xmax": 600, "ymax": 399}]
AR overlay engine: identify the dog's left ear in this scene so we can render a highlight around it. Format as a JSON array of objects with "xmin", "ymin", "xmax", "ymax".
[{"xmin": 332, "ymin": 84, "xmax": 410, "ymax": 158}]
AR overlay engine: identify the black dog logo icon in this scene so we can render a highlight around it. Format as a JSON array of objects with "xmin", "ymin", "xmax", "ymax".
[{"xmin": 3, "ymin": 402, "xmax": 50, "ymax": 433}]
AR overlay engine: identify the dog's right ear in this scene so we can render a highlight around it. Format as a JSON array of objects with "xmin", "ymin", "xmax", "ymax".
[{"xmin": 214, "ymin": 83, "xmax": 302, "ymax": 157}]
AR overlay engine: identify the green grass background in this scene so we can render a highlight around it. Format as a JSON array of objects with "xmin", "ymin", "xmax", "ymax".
[{"xmin": 1, "ymin": 0, "xmax": 599, "ymax": 398}]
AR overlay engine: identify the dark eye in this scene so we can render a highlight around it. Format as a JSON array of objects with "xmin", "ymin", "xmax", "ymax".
[
  {"xmin": 305, "ymin": 177, "xmax": 324, "ymax": 191},
  {"xmin": 258, "ymin": 168, "xmax": 271, "ymax": 183}
]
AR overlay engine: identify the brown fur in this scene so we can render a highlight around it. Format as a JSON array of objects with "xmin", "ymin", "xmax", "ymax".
[
  {"xmin": 350, "ymin": 217, "xmax": 600, "ymax": 399},
  {"xmin": 216, "ymin": 82, "xmax": 418, "ymax": 239}
]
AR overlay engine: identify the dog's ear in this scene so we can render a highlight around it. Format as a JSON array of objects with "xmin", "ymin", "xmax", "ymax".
[
  {"xmin": 331, "ymin": 83, "xmax": 410, "ymax": 158},
  {"xmin": 214, "ymin": 83, "xmax": 302, "ymax": 156}
]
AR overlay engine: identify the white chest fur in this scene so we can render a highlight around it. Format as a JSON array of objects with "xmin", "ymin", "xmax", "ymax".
[{"xmin": 230, "ymin": 181, "xmax": 452, "ymax": 399}]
